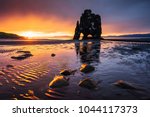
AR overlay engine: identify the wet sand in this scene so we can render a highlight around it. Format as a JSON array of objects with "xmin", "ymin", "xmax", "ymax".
[{"xmin": 0, "ymin": 39, "xmax": 150, "ymax": 100}]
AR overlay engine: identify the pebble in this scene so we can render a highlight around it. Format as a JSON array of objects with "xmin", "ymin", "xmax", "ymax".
[
  {"xmin": 49, "ymin": 75, "xmax": 69, "ymax": 88},
  {"xmin": 60, "ymin": 69, "xmax": 71, "ymax": 76},
  {"xmin": 114, "ymin": 80, "xmax": 136, "ymax": 89},
  {"xmin": 79, "ymin": 78, "xmax": 97, "ymax": 89},
  {"xmin": 80, "ymin": 64, "xmax": 95, "ymax": 73},
  {"xmin": 51, "ymin": 53, "xmax": 56, "ymax": 57},
  {"xmin": 6, "ymin": 64, "xmax": 14, "ymax": 68}
]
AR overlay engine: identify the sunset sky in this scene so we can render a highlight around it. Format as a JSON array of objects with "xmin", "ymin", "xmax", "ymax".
[{"xmin": 0, "ymin": 0, "xmax": 150, "ymax": 39}]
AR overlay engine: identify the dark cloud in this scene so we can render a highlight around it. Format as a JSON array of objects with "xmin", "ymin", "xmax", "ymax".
[
  {"xmin": 0, "ymin": 0, "xmax": 68, "ymax": 17},
  {"xmin": 0, "ymin": 0, "xmax": 150, "ymax": 33}
]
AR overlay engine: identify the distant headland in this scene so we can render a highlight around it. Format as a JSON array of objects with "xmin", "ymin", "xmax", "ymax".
[
  {"xmin": 0, "ymin": 32, "xmax": 24, "ymax": 39},
  {"xmin": 107, "ymin": 33, "xmax": 150, "ymax": 38}
]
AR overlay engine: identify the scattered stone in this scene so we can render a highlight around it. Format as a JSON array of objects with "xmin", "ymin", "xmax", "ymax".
[
  {"xmin": 6, "ymin": 64, "xmax": 14, "ymax": 68},
  {"xmin": 12, "ymin": 98, "xmax": 18, "ymax": 100},
  {"xmin": 60, "ymin": 69, "xmax": 77, "ymax": 76},
  {"xmin": 11, "ymin": 53, "xmax": 33, "ymax": 60},
  {"xmin": 80, "ymin": 64, "xmax": 95, "ymax": 73},
  {"xmin": 79, "ymin": 78, "xmax": 97, "ymax": 89},
  {"xmin": 114, "ymin": 80, "xmax": 137, "ymax": 90},
  {"xmin": 20, "ymin": 90, "xmax": 39, "ymax": 100},
  {"xmin": 17, "ymin": 51, "xmax": 31, "ymax": 54},
  {"xmin": 49, "ymin": 75, "xmax": 69, "ymax": 88},
  {"xmin": 11, "ymin": 50, "xmax": 33, "ymax": 60},
  {"xmin": 28, "ymin": 90, "xmax": 34, "ymax": 96},
  {"xmin": 60, "ymin": 69, "xmax": 71, "ymax": 76},
  {"xmin": 51, "ymin": 53, "xmax": 56, "ymax": 57},
  {"xmin": 12, "ymin": 86, "xmax": 16, "ymax": 90}
]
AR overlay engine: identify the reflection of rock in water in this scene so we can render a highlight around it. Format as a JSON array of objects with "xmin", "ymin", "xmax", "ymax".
[{"xmin": 75, "ymin": 41, "xmax": 101, "ymax": 64}]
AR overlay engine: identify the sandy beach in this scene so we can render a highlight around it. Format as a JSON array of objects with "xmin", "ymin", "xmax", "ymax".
[{"xmin": 0, "ymin": 39, "xmax": 150, "ymax": 100}]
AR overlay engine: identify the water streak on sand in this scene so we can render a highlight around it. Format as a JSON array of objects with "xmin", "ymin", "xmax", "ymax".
[
  {"xmin": 45, "ymin": 89, "xmax": 66, "ymax": 99},
  {"xmin": 2, "ymin": 63, "xmax": 49, "ymax": 85}
]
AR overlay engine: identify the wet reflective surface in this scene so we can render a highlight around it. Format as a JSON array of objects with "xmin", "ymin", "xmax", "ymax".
[{"xmin": 0, "ymin": 40, "xmax": 150, "ymax": 100}]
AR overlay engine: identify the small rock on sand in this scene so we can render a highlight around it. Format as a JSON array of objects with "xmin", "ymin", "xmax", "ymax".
[
  {"xmin": 51, "ymin": 53, "xmax": 56, "ymax": 57},
  {"xmin": 28, "ymin": 90, "xmax": 34, "ymax": 96},
  {"xmin": 11, "ymin": 53, "xmax": 33, "ymax": 60},
  {"xmin": 79, "ymin": 78, "xmax": 97, "ymax": 89},
  {"xmin": 6, "ymin": 64, "xmax": 14, "ymax": 68},
  {"xmin": 12, "ymin": 86, "xmax": 16, "ymax": 90},
  {"xmin": 49, "ymin": 75, "xmax": 69, "ymax": 88},
  {"xmin": 80, "ymin": 64, "xmax": 95, "ymax": 73},
  {"xmin": 60, "ymin": 69, "xmax": 71, "ymax": 76},
  {"xmin": 20, "ymin": 90, "xmax": 39, "ymax": 100},
  {"xmin": 17, "ymin": 51, "xmax": 31, "ymax": 54},
  {"xmin": 114, "ymin": 80, "xmax": 137, "ymax": 90}
]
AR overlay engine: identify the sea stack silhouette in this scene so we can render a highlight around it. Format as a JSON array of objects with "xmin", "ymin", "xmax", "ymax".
[{"xmin": 73, "ymin": 9, "xmax": 102, "ymax": 40}]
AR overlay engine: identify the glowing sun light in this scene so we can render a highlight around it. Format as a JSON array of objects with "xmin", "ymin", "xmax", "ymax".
[
  {"xmin": 19, "ymin": 31, "xmax": 41, "ymax": 39},
  {"xmin": 18, "ymin": 31, "xmax": 72, "ymax": 39}
]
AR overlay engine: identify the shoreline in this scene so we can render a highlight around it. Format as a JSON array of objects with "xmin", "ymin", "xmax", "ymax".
[
  {"xmin": 0, "ymin": 39, "xmax": 73, "ymax": 45},
  {"xmin": 0, "ymin": 38, "xmax": 150, "ymax": 45}
]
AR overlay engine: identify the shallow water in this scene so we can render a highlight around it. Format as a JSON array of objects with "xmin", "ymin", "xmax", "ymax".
[{"xmin": 0, "ymin": 40, "xmax": 150, "ymax": 100}]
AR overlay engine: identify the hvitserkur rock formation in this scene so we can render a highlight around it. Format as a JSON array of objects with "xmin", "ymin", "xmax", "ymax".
[{"xmin": 73, "ymin": 9, "xmax": 102, "ymax": 40}]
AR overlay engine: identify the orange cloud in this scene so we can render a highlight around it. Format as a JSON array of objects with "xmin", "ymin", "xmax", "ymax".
[
  {"xmin": 1, "ymin": 14, "xmax": 148, "ymax": 39},
  {"xmin": 0, "ymin": 15, "xmax": 74, "ymax": 39}
]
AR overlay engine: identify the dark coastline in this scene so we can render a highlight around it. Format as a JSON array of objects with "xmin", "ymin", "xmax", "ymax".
[{"xmin": 102, "ymin": 38, "xmax": 150, "ymax": 43}]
